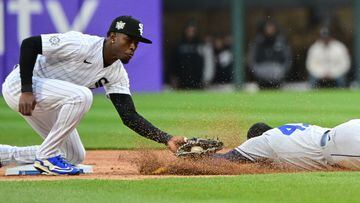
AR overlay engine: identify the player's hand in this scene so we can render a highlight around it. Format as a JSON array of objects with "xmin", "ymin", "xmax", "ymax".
[
  {"xmin": 167, "ymin": 136, "xmax": 186, "ymax": 153},
  {"xmin": 19, "ymin": 92, "xmax": 37, "ymax": 116}
]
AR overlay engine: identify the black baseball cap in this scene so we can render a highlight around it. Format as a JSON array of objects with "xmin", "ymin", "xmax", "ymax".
[{"xmin": 107, "ymin": 16, "xmax": 152, "ymax": 44}]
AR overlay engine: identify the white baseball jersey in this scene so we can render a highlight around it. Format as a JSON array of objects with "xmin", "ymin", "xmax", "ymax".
[
  {"xmin": 236, "ymin": 120, "xmax": 360, "ymax": 170},
  {"xmin": 236, "ymin": 123, "xmax": 331, "ymax": 170},
  {"xmin": 35, "ymin": 31, "xmax": 131, "ymax": 96},
  {"xmin": 2, "ymin": 31, "xmax": 131, "ymax": 162}
]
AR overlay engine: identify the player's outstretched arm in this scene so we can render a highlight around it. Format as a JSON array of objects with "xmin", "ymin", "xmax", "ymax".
[
  {"xmin": 18, "ymin": 36, "xmax": 42, "ymax": 116},
  {"xmin": 211, "ymin": 149, "xmax": 252, "ymax": 163},
  {"xmin": 109, "ymin": 93, "xmax": 185, "ymax": 151}
]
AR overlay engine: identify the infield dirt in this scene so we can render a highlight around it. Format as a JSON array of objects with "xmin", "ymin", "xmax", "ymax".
[{"xmin": 0, "ymin": 149, "xmax": 347, "ymax": 181}]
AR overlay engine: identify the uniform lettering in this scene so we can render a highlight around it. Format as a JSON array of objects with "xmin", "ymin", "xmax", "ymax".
[
  {"xmin": 278, "ymin": 124, "xmax": 309, "ymax": 136},
  {"xmin": 95, "ymin": 77, "xmax": 109, "ymax": 88}
]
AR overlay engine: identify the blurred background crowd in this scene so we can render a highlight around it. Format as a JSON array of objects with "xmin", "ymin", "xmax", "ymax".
[
  {"xmin": 163, "ymin": 0, "xmax": 355, "ymax": 91},
  {"xmin": 0, "ymin": 0, "xmax": 358, "ymax": 92}
]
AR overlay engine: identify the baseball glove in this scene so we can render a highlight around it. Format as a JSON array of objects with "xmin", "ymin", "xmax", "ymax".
[{"xmin": 175, "ymin": 137, "xmax": 223, "ymax": 157}]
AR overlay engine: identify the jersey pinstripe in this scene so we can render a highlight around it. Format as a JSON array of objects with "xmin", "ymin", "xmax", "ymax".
[
  {"xmin": 35, "ymin": 31, "xmax": 131, "ymax": 96},
  {"xmin": 0, "ymin": 145, "xmax": 38, "ymax": 166},
  {"xmin": 2, "ymin": 68, "xmax": 91, "ymax": 163},
  {"xmin": 1, "ymin": 31, "xmax": 130, "ymax": 163}
]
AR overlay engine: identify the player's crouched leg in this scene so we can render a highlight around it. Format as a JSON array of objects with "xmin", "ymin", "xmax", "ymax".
[
  {"xmin": 66, "ymin": 144, "xmax": 85, "ymax": 166},
  {"xmin": 33, "ymin": 86, "xmax": 92, "ymax": 175},
  {"xmin": 60, "ymin": 86, "xmax": 91, "ymax": 166},
  {"xmin": 66, "ymin": 86, "xmax": 93, "ymax": 113},
  {"xmin": 61, "ymin": 131, "xmax": 86, "ymax": 166},
  {"xmin": 73, "ymin": 148, "xmax": 85, "ymax": 165}
]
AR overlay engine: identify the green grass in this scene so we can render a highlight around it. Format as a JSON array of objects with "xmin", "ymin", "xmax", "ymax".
[
  {"xmin": 1, "ymin": 90, "xmax": 360, "ymax": 148},
  {"xmin": 2, "ymin": 90, "xmax": 360, "ymax": 203},
  {"xmin": 1, "ymin": 172, "xmax": 360, "ymax": 203}
]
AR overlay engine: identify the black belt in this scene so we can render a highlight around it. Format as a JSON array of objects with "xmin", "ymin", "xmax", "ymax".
[{"xmin": 320, "ymin": 130, "xmax": 331, "ymax": 147}]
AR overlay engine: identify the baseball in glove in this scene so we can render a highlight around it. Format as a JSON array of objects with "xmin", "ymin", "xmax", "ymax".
[{"xmin": 175, "ymin": 137, "xmax": 223, "ymax": 157}]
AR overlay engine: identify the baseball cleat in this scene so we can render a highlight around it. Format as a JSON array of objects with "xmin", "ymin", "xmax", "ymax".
[{"xmin": 34, "ymin": 155, "xmax": 80, "ymax": 175}]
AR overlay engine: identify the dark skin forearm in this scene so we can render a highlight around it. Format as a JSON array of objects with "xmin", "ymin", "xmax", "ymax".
[
  {"xmin": 18, "ymin": 36, "xmax": 42, "ymax": 116},
  {"xmin": 109, "ymin": 93, "xmax": 185, "ymax": 149}
]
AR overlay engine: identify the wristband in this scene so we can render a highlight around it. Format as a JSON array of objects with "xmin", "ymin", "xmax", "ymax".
[{"xmin": 21, "ymin": 84, "xmax": 33, "ymax": 93}]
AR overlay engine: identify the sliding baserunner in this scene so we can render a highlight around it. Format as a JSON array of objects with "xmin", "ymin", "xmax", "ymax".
[{"xmin": 213, "ymin": 120, "xmax": 360, "ymax": 170}]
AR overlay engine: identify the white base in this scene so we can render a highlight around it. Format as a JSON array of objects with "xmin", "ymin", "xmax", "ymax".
[{"xmin": 5, "ymin": 164, "xmax": 93, "ymax": 176}]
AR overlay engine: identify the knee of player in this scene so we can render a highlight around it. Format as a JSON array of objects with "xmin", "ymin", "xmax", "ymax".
[
  {"xmin": 73, "ymin": 87, "xmax": 93, "ymax": 111},
  {"xmin": 82, "ymin": 88, "xmax": 93, "ymax": 110}
]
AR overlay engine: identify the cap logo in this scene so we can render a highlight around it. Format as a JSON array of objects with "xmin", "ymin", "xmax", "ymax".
[
  {"xmin": 116, "ymin": 21, "xmax": 126, "ymax": 30},
  {"xmin": 139, "ymin": 23, "xmax": 144, "ymax": 36}
]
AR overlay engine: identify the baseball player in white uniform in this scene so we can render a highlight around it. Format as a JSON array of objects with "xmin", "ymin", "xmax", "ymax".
[
  {"xmin": 1, "ymin": 16, "xmax": 185, "ymax": 175},
  {"xmin": 213, "ymin": 120, "xmax": 360, "ymax": 170}
]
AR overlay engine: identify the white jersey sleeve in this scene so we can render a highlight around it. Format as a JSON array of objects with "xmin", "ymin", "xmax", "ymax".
[
  {"xmin": 103, "ymin": 62, "xmax": 131, "ymax": 96},
  {"xmin": 41, "ymin": 31, "xmax": 84, "ymax": 60},
  {"xmin": 236, "ymin": 123, "xmax": 330, "ymax": 170},
  {"xmin": 235, "ymin": 136, "xmax": 275, "ymax": 162}
]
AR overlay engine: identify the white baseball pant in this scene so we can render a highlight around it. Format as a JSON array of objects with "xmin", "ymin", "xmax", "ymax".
[
  {"xmin": 2, "ymin": 67, "xmax": 92, "ymax": 165},
  {"xmin": 323, "ymin": 119, "xmax": 360, "ymax": 169}
]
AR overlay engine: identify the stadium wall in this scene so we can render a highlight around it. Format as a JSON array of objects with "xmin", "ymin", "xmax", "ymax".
[{"xmin": 0, "ymin": 0, "xmax": 163, "ymax": 93}]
